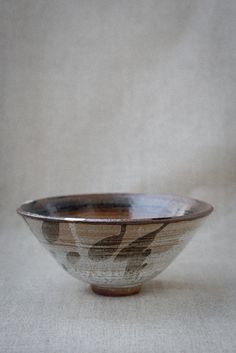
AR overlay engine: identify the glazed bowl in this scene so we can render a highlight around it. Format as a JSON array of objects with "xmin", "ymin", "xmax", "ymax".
[{"xmin": 17, "ymin": 193, "xmax": 213, "ymax": 296}]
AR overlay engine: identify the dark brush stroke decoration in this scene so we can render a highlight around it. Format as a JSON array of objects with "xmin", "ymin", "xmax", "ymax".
[
  {"xmin": 115, "ymin": 223, "xmax": 169, "ymax": 276},
  {"xmin": 184, "ymin": 209, "xmax": 193, "ymax": 216},
  {"xmin": 66, "ymin": 251, "xmax": 80, "ymax": 266},
  {"xmin": 154, "ymin": 228, "xmax": 179, "ymax": 254},
  {"xmin": 88, "ymin": 225, "xmax": 127, "ymax": 261},
  {"xmin": 42, "ymin": 221, "xmax": 59, "ymax": 243},
  {"xmin": 61, "ymin": 263, "xmax": 68, "ymax": 272},
  {"xmin": 115, "ymin": 223, "xmax": 168, "ymax": 261},
  {"xmin": 49, "ymin": 250, "xmax": 57, "ymax": 258}
]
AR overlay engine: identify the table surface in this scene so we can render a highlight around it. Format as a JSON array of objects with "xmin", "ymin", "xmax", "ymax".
[{"xmin": 0, "ymin": 217, "xmax": 235, "ymax": 353}]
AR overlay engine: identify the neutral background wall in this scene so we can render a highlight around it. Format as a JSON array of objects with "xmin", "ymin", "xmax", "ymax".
[{"xmin": 0, "ymin": 1, "xmax": 236, "ymax": 352}]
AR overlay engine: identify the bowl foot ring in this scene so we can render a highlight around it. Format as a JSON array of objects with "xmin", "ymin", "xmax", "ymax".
[{"xmin": 91, "ymin": 284, "xmax": 142, "ymax": 296}]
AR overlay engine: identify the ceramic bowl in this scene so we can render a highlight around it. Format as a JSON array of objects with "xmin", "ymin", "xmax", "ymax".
[{"xmin": 17, "ymin": 193, "xmax": 213, "ymax": 296}]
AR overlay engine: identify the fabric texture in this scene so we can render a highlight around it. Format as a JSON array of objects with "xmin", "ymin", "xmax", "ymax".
[{"xmin": 0, "ymin": 0, "xmax": 235, "ymax": 352}]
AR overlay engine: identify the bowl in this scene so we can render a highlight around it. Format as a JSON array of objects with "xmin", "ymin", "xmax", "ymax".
[{"xmin": 17, "ymin": 193, "xmax": 213, "ymax": 296}]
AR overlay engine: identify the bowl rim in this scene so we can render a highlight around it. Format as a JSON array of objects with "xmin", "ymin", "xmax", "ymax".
[{"xmin": 17, "ymin": 193, "xmax": 214, "ymax": 224}]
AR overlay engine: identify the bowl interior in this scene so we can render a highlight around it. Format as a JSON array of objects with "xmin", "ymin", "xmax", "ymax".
[{"xmin": 18, "ymin": 193, "xmax": 213, "ymax": 223}]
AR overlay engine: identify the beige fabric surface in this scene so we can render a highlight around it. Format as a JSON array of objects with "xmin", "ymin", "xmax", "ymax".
[{"xmin": 0, "ymin": 0, "xmax": 236, "ymax": 352}]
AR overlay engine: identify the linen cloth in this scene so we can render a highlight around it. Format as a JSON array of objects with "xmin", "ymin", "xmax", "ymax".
[{"xmin": 0, "ymin": 0, "xmax": 236, "ymax": 352}]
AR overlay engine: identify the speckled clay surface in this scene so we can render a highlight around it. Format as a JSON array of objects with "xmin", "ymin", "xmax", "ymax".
[{"xmin": 17, "ymin": 194, "xmax": 213, "ymax": 296}]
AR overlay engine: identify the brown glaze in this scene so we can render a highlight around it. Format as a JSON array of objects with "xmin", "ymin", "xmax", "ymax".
[
  {"xmin": 91, "ymin": 285, "xmax": 142, "ymax": 296},
  {"xmin": 17, "ymin": 193, "xmax": 213, "ymax": 224}
]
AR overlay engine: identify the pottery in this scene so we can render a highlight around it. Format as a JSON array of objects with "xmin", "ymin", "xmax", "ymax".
[{"xmin": 17, "ymin": 193, "xmax": 213, "ymax": 296}]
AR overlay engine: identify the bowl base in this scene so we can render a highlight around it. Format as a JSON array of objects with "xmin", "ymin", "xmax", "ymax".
[{"xmin": 91, "ymin": 284, "xmax": 142, "ymax": 296}]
